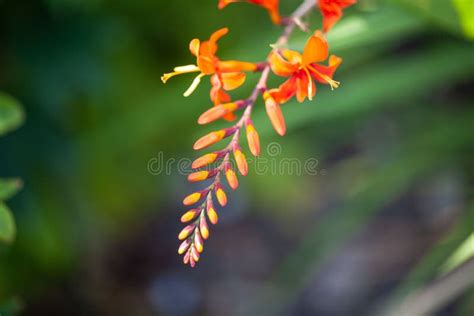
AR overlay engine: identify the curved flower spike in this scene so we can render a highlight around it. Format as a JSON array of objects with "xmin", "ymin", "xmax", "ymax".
[
  {"xmin": 267, "ymin": 31, "xmax": 342, "ymax": 104},
  {"xmin": 319, "ymin": 0, "xmax": 357, "ymax": 32},
  {"xmin": 162, "ymin": 28, "xmax": 258, "ymax": 97},
  {"xmin": 218, "ymin": 0, "xmax": 281, "ymax": 25}
]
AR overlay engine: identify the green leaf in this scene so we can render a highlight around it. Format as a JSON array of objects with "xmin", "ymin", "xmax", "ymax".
[
  {"xmin": 0, "ymin": 202, "xmax": 16, "ymax": 244},
  {"xmin": 0, "ymin": 92, "xmax": 24, "ymax": 136},
  {"xmin": 0, "ymin": 178, "xmax": 23, "ymax": 201},
  {"xmin": 452, "ymin": 0, "xmax": 474, "ymax": 39},
  {"xmin": 441, "ymin": 232, "xmax": 474, "ymax": 274},
  {"xmin": 390, "ymin": 0, "xmax": 463, "ymax": 36}
]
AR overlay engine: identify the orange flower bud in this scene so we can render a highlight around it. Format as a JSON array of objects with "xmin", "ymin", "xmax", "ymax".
[
  {"xmin": 178, "ymin": 224, "xmax": 195, "ymax": 240},
  {"xmin": 195, "ymin": 231, "xmax": 204, "ymax": 253},
  {"xmin": 181, "ymin": 209, "xmax": 200, "ymax": 223},
  {"xmin": 215, "ymin": 186, "xmax": 228, "ymax": 207},
  {"xmin": 207, "ymin": 207, "xmax": 218, "ymax": 225},
  {"xmin": 191, "ymin": 245, "xmax": 200, "ymax": 261},
  {"xmin": 233, "ymin": 148, "xmax": 248, "ymax": 176},
  {"xmin": 206, "ymin": 199, "xmax": 218, "ymax": 225},
  {"xmin": 198, "ymin": 102, "xmax": 239, "ymax": 125},
  {"xmin": 193, "ymin": 130, "xmax": 226, "ymax": 150},
  {"xmin": 183, "ymin": 251, "xmax": 190, "ymax": 264},
  {"xmin": 264, "ymin": 93, "xmax": 286, "ymax": 136},
  {"xmin": 246, "ymin": 121, "xmax": 261, "ymax": 156},
  {"xmin": 183, "ymin": 192, "xmax": 201, "ymax": 206},
  {"xmin": 188, "ymin": 170, "xmax": 210, "ymax": 182},
  {"xmin": 200, "ymin": 216, "xmax": 210, "ymax": 240},
  {"xmin": 226, "ymin": 168, "xmax": 239, "ymax": 190},
  {"xmin": 192, "ymin": 153, "xmax": 218, "ymax": 169},
  {"xmin": 178, "ymin": 239, "xmax": 191, "ymax": 255}
]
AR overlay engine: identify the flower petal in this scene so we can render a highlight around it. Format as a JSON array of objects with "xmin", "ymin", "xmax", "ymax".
[
  {"xmin": 219, "ymin": 60, "xmax": 257, "ymax": 72},
  {"xmin": 268, "ymin": 75, "xmax": 297, "ymax": 104},
  {"xmin": 269, "ymin": 51, "xmax": 299, "ymax": 77},
  {"xmin": 302, "ymin": 32, "xmax": 328, "ymax": 66},
  {"xmin": 221, "ymin": 72, "xmax": 246, "ymax": 91},
  {"xmin": 309, "ymin": 54, "xmax": 342, "ymax": 83},
  {"xmin": 189, "ymin": 39, "xmax": 200, "ymax": 56}
]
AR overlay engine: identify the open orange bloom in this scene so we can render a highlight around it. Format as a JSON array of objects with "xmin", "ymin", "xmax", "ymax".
[
  {"xmin": 162, "ymin": 28, "xmax": 257, "ymax": 98},
  {"xmin": 218, "ymin": 0, "xmax": 281, "ymax": 24},
  {"xmin": 319, "ymin": 0, "xmax": 356, "ymax": 32},
  {"xmin": 267, "ymin": 31, "xmax": 342, "ymax": 104}
]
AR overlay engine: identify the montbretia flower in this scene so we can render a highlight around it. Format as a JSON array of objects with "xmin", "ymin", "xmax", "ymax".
[
  {"xmin": 319, "ymin": 0, "xmax": 357, "ymax": 32},
  {"xmin": 161, "ymin": 28, "xmax": 258, "ymax": 97},
  {"xmin": 170, "ymin": 0, "xmax": 354, "ymax": 268},
  {"xmin": 267, "ymin": 31, "xmax": 342, "ymax": 104},
  {"xmin": 218, "ymin": 0, "xmax": 281, "ymax": 24}
]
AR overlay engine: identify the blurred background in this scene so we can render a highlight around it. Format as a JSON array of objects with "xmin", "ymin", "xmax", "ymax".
[{"xmin": 0, "ymin": 0, "xmax": 473, "ymax": 315}]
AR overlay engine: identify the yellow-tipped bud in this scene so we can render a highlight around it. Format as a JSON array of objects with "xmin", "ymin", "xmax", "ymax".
[
  {"xmin": 183, "ymin": 192, "xmax": 201, "ymax": 206},
  {"xmin": 207, "ymin": 207, "xmax": 218, "ymax": 225},
  {"xmin": 183, "ymin": 251, "xmax": 190, "ymax": 264},
  {"xmin": 191, "ymin": 245, "xmax": 201, "ymax": 261},
  {"xmin": 264, "ymin": 93, "xmax": 286, "ymax": 136},
  {"xmin": 188, "ymin": 170, "xmax": 210, "ymax": 182},
  {"xmin": 234, "ymin": 149, "xmax": 248, "ymax": 176},
  {"xmin": 193, "ymin": 130, "xmax": 226, "ymax": 150},
  {"xmin": 192, "ymin": 153, "xmax": 218, "ymax": 169},
  {"xmin": 246, "ymin": 124, "xmax": 261, "ymax": 156},
  {"xmin": 226, "ymin": 169, "xmax": 239, "ymax": 190},
  {"xmin": 194, "ymin": 232, "xmax": 204, "ymax": 253},
  {"xmin": 178, "ymin": 239, "xmax": 191, "ymax": 255},
  {"xmin": 200, "ymin": 216, "xmax": 210, "ymax": 240},
  {"xmin": 198, "ymin": 102, "xmax": 238, "ymax": 125},
  {"xmin": 181, "ymin": 209, "xmax": 199, "ymax": 223},
  {"xmin": 216, "ymin": 188, "xmax": 227, "ymax": 207},
  {"xmin": 178, "ymin": 224, "xmax": 195, "ymax": 240}
]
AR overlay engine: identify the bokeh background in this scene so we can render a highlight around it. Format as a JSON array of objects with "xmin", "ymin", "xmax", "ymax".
[{"xmin": 0, "ymin": 0, "xmax": 473, "ymax": 315}]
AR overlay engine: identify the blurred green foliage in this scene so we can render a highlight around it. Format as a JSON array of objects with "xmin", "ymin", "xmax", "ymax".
[{"xmin": 0, "ymin": 92, "xmax": 24, "ymax": 244}]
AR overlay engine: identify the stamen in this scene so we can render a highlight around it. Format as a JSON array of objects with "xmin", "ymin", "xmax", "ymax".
[
  {"xmin": 174, "ymin": 65, "xmax": 200, "ymax": 72},
  {"xmin": 161, "ymin": 65, "xmax": 200, "ymax": 84},
  {"xmin": 184, "ymin": 73, "xmax": 206, "ymax": 97},
  {"xmin": 303, "ymin": 68, "xmax": 313, "ymax": 101},
  {"xmin": 307, "ymin": 65, "xmax": 340, "ymax": 91}
]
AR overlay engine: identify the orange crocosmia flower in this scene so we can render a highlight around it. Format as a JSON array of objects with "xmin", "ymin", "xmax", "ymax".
[
  {"xmin": 218, "ymin": 0, "xmax": 281, "ymax": 25},
  {"xmin": 162, "ymin": 28, "xmax": 257, "ymax": 97},
  {"xmin": 267, "ymin": 31, "xmax": 342, "ymax": 104},
  {"xmin": 319, "ymin": 0, "xmax": 356, "ymax": 32}
]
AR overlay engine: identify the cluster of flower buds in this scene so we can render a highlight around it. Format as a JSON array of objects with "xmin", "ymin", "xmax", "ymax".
[{"xmin": 162, "ymin": 0, "xmax": 356, "ymax": 267}]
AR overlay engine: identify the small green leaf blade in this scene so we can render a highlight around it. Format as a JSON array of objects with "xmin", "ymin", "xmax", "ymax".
[
  {"xmin": 0, "ymin": 92, "xmax": 24, "ymax": 136},
  {"xmin": 0, "ymin": 202, "xmax": 16, "ymax": 244}
]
